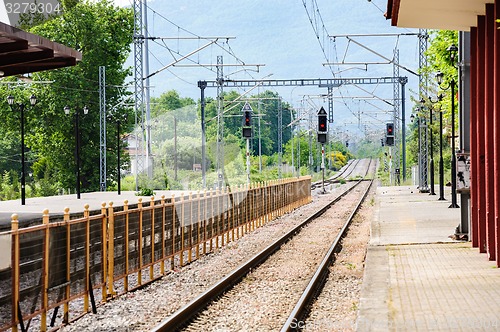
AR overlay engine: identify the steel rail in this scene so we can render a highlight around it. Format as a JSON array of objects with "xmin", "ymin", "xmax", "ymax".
[
  {"xmin": 151, "ymin": 162, "xmax": 372, "ymax": 332},
  {"xmin": 311, "ymin": 158, "xmax": 362, "ymax": 190},
  {"xmin": 281, "ymin": 162, "xmax": 374, "ymax": 332}
]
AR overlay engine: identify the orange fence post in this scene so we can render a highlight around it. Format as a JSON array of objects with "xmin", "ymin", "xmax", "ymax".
[
  {"xmin": 101, "ymin": 202, "xmax": 108, "ymax": 301},
  {"xmin": 123, "ymin": 200, "xmax": 130, "ymax": 292},
  {"xmin": 11, "ymin": 214, "xmax": 20, "ymax": 332},
  {"xmin": 137, "ymin": 198, "xmax": 143, "ymax": 286},
  {"xmin": 196, "ymin": 191, "xmax": 201, "ymax": 260},
  {"xmin": 188, "ymin": 192, "xmax": 193, "ymax": 264},
  {"xmin": 41, "ymin": 209, "xmax": 50, "ymax": 331},
  {"xmin": 63, "ymin": 207, "xmax": 71, "ymax": 324},
  {"xmin": 171, "ymin": 194, "xmax": 176, "ymax": 270},
  {"xmin": 150, "ymin": 197, "xmax": 155, "ymax": 280},
  {"xmin": 180, "ymin": 195, "xmax": 185, "ymax": 267},
  {"xmin": 203, "ymin": 190, "xmax": 207, "ymax": 255},
  {"xmin": 160, "ymin": 196, "xmax": 166, "ymax": 275},
  {"xmin": 83, "ymin": 204, "xmax": 90, "ymax": 313},
  {"xmin": 107, "ymin": 202, "xmax": 115, "ymax": 297}
]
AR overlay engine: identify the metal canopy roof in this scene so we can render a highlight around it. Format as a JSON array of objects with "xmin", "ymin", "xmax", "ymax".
[
  {"xmin": 386, "ymin": 0, "xmax": 494, "ymax": 31},
  {"xmin": 0, "ymin": 21, "xmax": 82, "ymax": 77}
]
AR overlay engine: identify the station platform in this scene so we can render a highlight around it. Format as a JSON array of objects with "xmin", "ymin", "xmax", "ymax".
[
  {"xmin": 357, "ymin": 186, "xmax": 500, "ymax": 331},
  {"xmin": 0, "ymin": 190, "xmax": 185, "ymax": 229}
]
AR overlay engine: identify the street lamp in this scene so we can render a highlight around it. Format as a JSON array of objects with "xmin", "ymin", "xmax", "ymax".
[
  {"xmin": 7, "ymin": 94, "xmax": 37, "ymax": 205},
  {"xmin": 436, "ymin": 44, "xmax": 460, "ymax": 208},
  {"xmin": 429, "ymin": 92, "xmax": 445, "ymax": 201},
  {"xmin": 65, "ymin": 105, "xmax": 89, "ymax": 199},
  {"xmin": 422, "ymin": 98, "xmax": 436, "ymax": 196}
]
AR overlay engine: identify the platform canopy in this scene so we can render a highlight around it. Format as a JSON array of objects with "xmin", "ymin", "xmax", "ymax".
[
  {"xmin": 0, "ymin": 21, "xmax": 81, "ymax": 78},
  {"xmin": 386, "ymin": 0, "xmax": 494, "ymax": 31}
]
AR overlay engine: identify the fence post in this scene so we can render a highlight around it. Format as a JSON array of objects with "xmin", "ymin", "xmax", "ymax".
[
  {"xmin": 188, "ymin": 192, "xmax": 193, "ymax": 264},
  {"xmin": 11, "ymin": 214, "xmax": 20, "ymax": 332},
  {"xmin": 41, "ymin": 209, "xmax": 50, "ymax": 331},
  {"xmin": 83, "ymin": 204, "xmax": 90, "ymax": 313},
  {"xmin": 63, "ymin": 207, "xmax": 71, "ymax": 324},
  {"xmin": 123, "ymin": 200, "xmax": 129, "ymax": 291},
  {"xmin": 196, "ymin": 191, "xmax": 201, "ymax": 259},
  {"xmin": 101, "ymin": 202, "xmax": 108, "ymax": 301},
  {"xmin": 202, "ymin": 190, "xmax": 207, "ymax": 255},
  {"xmin": 149, "ymin": 196, "xmax": 155, "ymax": 280},
  {"xmin": 180, "ymin": 195, "xmax": 185, "ymax": 267},
  {"xmin": 171, "ymin": 194, "xmax": 176, "ymax": 270},
  {"xmin": 107, "ymin": 202, "xmax": 115, "ymax": 297},
  {"xmin": 160, "ymin": 196, "xmax": 166, "ymax": 275},
  {"xmin": 137, "ymin": 198, "xmax": 143, "ymax": 285}
]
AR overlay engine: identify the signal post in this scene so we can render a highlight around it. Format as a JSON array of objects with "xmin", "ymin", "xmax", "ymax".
[
  {"xmin": 242, "ymin": 102, "xmax": 253, "ymax": 184},
  {"xmin": 317, "ymin": 107, "xmax": 328, "ymax": 193}
]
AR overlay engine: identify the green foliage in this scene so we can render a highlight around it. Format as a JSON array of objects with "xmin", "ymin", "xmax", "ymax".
[
  {"xmin": 405, "ymin": 30, "xmax": 458, "ymax": 181},
  {"xmin": 0, "ymin": 0, "xmax": 134, "ymax": 200},
  {"xmin": 136, "ymin": 187, "xmax": 155, "ymax": 197}
]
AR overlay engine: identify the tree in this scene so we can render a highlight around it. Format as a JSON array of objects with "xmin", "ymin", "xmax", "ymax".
[{"xmin": 16, "ymin": 0, "xmax": 136, "ymax": 192}]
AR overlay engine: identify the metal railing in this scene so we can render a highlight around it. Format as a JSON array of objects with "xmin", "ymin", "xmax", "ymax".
[{"xmin": 0, "ymin": 177, "xmax": 311, "ymax": 331}]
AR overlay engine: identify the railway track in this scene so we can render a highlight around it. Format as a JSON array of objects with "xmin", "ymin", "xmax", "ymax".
[
  {"xmin": 152, "ymin": 158, "xmax": 374, "ymax": 332},
  {"xmin": 310, "ymin": 159, "xmax": 362, "ymax": 191}
]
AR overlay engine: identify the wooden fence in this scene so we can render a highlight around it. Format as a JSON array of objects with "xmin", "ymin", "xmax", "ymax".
[{"xmin": 0, "ymin": 177, "xmax": 311, "ymax": 331}]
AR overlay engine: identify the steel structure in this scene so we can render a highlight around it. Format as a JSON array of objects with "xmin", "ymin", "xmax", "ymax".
[
  {"xmin": 133, "ymin": 0, "xmax": 145, "ymax": 190},
  {"xmin": 392, "ymin": 50, "xmax": 401, "ymax": 185},
  {"xmin": 99, "ymin": 66, "xmax": 106, "ymax": 191},
  {"xmin": 418, "ymin": 29, "xmax": 429, "ymax": 192},
  {"xmin": 199, "ymin": 76, "xmax": 408, "ymax": 186},
  {"xmin": 216, "ymin": 56, "xmax": 224, "ymax": 189}
]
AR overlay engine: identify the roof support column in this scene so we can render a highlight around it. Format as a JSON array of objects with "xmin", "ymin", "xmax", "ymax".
[
  {"xmin": 477, "ymin": 15, "xmax": 487, "ymax": 253},
  {"xmin": 485, "ymin": 4, "xmax": 496, "ymax": 261},
  {"xmin": 494, "ymin": 0, "xmax": 500, "ymax": 267},
  {"xmin": 470, "ymin": 27, "xmax": 479, "ymax": 248}
]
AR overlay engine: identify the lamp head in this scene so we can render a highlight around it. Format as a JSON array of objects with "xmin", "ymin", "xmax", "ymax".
[
  {"xmin": 436, "ymin": 71, "xmax": 444, "ymax": 85},
  {"xmin": 83, "ymin": 106, "xmax": 89, "ymax": 115},
  {"xmin": 64, "ymin": 105, "xmax": 70, "ymax": 115},
  {"xmin": 29, "ymin": 94, "xmax": 37, "ymax": 106},
  {"xmin": 447, "ymin": 44, "xmax": 458, "ymax": 64},
  {"xmin": 7, "ymin": 95, "xmax": 14, "ymax": 105}
]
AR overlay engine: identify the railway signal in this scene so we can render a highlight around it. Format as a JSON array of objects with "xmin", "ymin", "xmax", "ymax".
[
  {"xmin": 317, "ymin": 107, "xmax": 328, "ymax": 144},
  {"xmin": 385, "ymin": 122, "xmax": 394, "ymax": 146},
  {"xmin": 242, "ymin": 102, "xmax": 253, "ymax": 138}
]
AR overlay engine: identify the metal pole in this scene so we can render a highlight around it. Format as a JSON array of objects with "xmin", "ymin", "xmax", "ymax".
[
  {"xmin": 439, "ymin": 109, "xmax": 445, "ymax": 200},
  {"xmin": 76, "ymin": 111, "xmax": 81, "ymax": 199},
  {"xmin": 174, "ymin": 116, "xmax": 178, "ymax": 181},
  {"xmin": 117, "ymin": 120, "xmax": 121, "ymax": 195},
  {"xmin": 321, "ymin": 144, "xmax": 325, "ymax": 193},
  {"xmin": 198, "ymin": 81, "xmax": 207, "ymax": 189},
  {"xmin": 429, "ymin": 105, "xmax": 436, "ymax": 195},
  {"xmin": 246, "ymin": 138, "xmax": 250, "ymax": 184},
  {"xmin": 20, "ymin": 104, "xmax": 26, "ymax": 205},
  {"xmin": 401, "ymin": 78, "xmax": 407, "ymax": 181},
  {"xmin": 450, "ymin": 79, "xmax": 459, "ymax": 208}
]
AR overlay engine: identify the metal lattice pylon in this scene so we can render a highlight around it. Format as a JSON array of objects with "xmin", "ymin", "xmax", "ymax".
[
  {"xmin": 216, "ymin": 55, "xmax": 224, "ymax": 189},
  {"xmin": 133, "ymin": 0, "xmax": 145, "ymax": 190},
  {"xmin": 393, "ymin": 50, "xmax": 401, "ymax": 185},
  {"xmin": 99, "ymin": 66, "xmax": 106, "ymax": 191},
  {"xmin": 418, "ymin": 29, "xmax": 429, "ymax": 192}
]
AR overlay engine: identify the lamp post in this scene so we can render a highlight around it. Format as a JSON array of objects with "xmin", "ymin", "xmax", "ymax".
[
  {"xmin": 429, "ymin": 92, "xmax": 446, "ymax": 200},
  {"xmin": 7, "ymin": 94, "xmax": 37, "ymax": 205},
  {"xmin": 436, "ymin": 44, "xmax": 459, "ymax": 208},
  {"xmin": 423, "ymin": 98, "xmax": 436, "ymax": 196},
  {"xmin": 65, "ymin": 105, "xmax": 88, "ymax": 199}
]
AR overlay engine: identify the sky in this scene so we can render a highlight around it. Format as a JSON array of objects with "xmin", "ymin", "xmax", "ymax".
[
  {"xmin": 1, "ymin": 0, "xmax": 422, "ymax": 139},
  {"xmin": 113, "ymin": 0, "xmax": 422, "ymax": 139}
]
